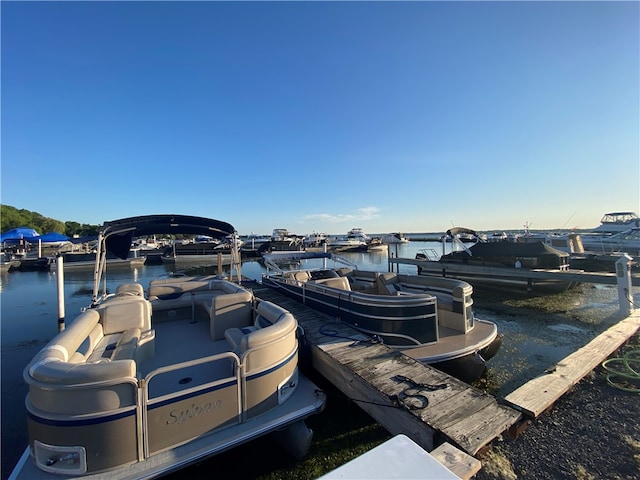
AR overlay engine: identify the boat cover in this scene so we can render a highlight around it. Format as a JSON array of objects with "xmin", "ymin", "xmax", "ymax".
[
  {"xmin": 101, "ymin": 215, "xmax": 236, "ymax": 259},
  {"xmin": 0, "ymin": 227, "xmax": 40, "ymax": 243},
  {"xmin": 466, "ymin": 241, "xmax": 569, "ymax": 257},
  {"xmin": 28, "ymin": 232, "xmax": 70, "ymax": 243}
]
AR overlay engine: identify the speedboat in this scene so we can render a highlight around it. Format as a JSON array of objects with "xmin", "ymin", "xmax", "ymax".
[
  {"xmin": 9, "ymin": 214, "xmax": 325, "ymax": 480},
  {"xmin": 261, "ymin": 265, "xmax": 501, "ymax": 383}
]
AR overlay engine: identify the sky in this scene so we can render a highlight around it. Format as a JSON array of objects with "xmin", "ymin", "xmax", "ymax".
[{"xmin": 2, "ymin": 1, "xmax": 639, "ymax": 236}]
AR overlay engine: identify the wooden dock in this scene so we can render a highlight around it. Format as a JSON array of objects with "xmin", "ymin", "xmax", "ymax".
[
  {"xmin": 249, "ymin": 273, "xmax": 640, "ymax": 478},
  {"xmin": 504, "ymin": 308, "xmax": 640, "ymax": 417},
  {"xmin": 252, "ymin": 284, "xmax": 522, "ymax": 456},
  {"xmin": 388, "ymin": 257, "xmax": 638, "ymax": 286}
]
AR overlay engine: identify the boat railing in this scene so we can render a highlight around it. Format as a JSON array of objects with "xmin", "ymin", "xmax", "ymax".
[
  {"xmin": 416, "ymin": 248, "xmax": 440, "ymax": 261},
  {"xmin": 142, "ymin": 351, "xmax": 243, "ymax": 456},
  {"xmin": 263, "ymin": 251, "xmax": 357, "ymax": 274}
]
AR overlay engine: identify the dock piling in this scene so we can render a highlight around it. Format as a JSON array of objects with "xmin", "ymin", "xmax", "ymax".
[
  {"xmin": 615, "ymin": 254, "xmax": 634, "ymax": 316},
  {"xmin": 56, "ymin": 255, "xmax": 65, "ymax": 332}
]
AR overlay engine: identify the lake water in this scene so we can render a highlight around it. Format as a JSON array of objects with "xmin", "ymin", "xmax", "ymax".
[{"xmin": 1, "ymin": 240, "xmax": 635, "ymax": 478}]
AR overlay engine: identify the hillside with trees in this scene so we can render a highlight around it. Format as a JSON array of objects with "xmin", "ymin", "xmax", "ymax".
[{"xmin": 0, "ymin": 205, "xmax": 100, "ymax": 237}]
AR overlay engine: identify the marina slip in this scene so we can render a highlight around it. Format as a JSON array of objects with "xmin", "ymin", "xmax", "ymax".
[{"xmin": 2, "ymin": 226, "xmax": 639, "ymax": 480}]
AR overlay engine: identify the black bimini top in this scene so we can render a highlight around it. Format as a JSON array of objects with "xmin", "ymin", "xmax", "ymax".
[{"xmin": 101, "ymin": 214, "xmax": 236, "ymax": 259}]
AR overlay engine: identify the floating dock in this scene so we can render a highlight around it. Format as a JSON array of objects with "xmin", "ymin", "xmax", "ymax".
[{"xmin": 388, "ymin": 257, "xmax": 638, "ymax": 286}]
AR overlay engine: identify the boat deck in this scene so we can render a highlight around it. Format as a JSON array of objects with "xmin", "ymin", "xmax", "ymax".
[
  {"xmin": 249, "ymin": 282, "xmax": 521, "ymax": 456},
  {"xmin": 137, "ymin": 313, "xmax": 232, "ymax": 397}
]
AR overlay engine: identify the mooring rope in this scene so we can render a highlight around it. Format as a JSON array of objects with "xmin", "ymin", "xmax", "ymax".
[
  {"xmin": 315, "ymin": 374, "xmax": 448, "ymax": 411},
  {"xmin": 319, "ymin": 322, "xmax": 384, "ymax": 346}
]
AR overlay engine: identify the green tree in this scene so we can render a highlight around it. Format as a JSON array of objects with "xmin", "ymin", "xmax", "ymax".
[{"xmin": 1, "ymin": 205, "xmax": 100, "ymax": 235}]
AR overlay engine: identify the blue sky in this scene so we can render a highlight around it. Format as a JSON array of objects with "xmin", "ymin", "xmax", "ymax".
[{"xmin": 2, "ymin": 1, "xmax": 638, "ymax": 235}]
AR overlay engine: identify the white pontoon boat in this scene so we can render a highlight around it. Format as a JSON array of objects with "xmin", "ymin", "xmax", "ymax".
[{"xmin": 9, "ymin": 214, "xmax": 325, "ymax": 480}]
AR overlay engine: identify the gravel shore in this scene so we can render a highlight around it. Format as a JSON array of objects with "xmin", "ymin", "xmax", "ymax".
[{"xmin": 475, "ymin": 333, "xmax": 640, "ymax": 480}]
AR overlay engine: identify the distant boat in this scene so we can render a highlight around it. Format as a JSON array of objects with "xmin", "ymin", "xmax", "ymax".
[
  {"xmin": 327, "ymin": 228, "xmax": 370, "ymax": 252},
  {"xmin": 580, "ymin": 227, "xmax": 640, "ymax": 257},
  {"xmin": 256, "ymin": 228, "xmax": 306, "ymax": 255},
  {"xmin": 590, "ymin": 211, "xmax": 640, "ymax": 234},
  {"xmin": 162, "ymin": 240, "xmax": 235, "ymax": 266},
  {"xmin": 52, "ymin": 250, "xmax": 146, "ymax": 270},
  {"xmin": 303, "ymin": 231, "xmax": 329, "ymax": 248},
  {"xmin": 380, "ymin": 232, "xmax": 410, "ymax": 244},
  {"xmin": 415, "ymin": 227, "xmax": 579, "ymax": 293}
]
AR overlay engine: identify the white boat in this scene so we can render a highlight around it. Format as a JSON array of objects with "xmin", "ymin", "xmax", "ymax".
[
  {"xmin": 9, "ymin": 214, "xmax": 326, "ymax": 480},
  {"xmin": 580, "ymin": 227, "xmax": 640, "ymax": 257},
  {"xmin": 380, "ymin": 232, "xmax": 410, "ymax": 244},
  {"xmin": 328, "ymin": 228, "xmax": 369, "ymax": 252},
  {"xmin": 262, "ymin": 261, "xmax": 502, "ymax": 383},
  {"xmin": 590, "ymin": 211, "xmax": 640, "ymax": 234},
  {"xmin": 303, "ymin": 231, "xmax": 329, "ymax": 248}
]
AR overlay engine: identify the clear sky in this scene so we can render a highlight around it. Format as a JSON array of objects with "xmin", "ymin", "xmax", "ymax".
[{"xmin": 2, "ymin": 1, "xmax": 638, "ymax": 235}]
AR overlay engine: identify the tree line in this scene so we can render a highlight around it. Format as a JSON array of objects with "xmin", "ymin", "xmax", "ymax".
[{"xmin": 1, "ymin": 205, "xmax": 101, "ymax": 237}]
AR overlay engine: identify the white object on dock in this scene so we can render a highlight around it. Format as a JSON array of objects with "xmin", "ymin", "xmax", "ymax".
[{"xmin": 318, "ymin": 434, "xmax": 462, "ymax": 479}]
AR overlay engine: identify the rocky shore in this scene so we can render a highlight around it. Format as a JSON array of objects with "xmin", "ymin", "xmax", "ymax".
[{"xmin": 475, "ymin": 333, "xmax": 640, "ymax": 480}]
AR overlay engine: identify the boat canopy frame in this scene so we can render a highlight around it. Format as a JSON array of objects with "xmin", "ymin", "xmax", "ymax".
[{"xmin": 92, "ymin": 214, "xmax": 240, "ymax": 304}]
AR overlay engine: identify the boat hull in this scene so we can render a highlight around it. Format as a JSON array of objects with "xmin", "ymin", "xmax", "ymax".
[{"xmin": 11, "ymin": 376, "xmax": 324, "ymax": 480}]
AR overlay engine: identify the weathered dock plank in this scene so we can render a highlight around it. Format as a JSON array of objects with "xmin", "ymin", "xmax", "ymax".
[
  {"xmin": 504, "ymin": 308, "xmax": 640, "ymax": 418},
  {"xmin": 253, "ymin": 285, "xmax": 522, "ymax": 456},
  {"xmin": 431, "ymin": 441, "xmax": 482, "ymax": 480}
]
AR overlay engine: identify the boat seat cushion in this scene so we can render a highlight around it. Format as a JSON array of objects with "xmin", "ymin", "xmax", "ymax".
[
  {"xmin": 97, "ymin": 295, "xmax": 152, "ymax": 335},
  {"xmin": 148, "ymin": 276, "xmax": 240, "ymax": 299},
  {"xmin": 209, "ymin": 289, "xmax": 254, "ymax": 340},
  {"xmin": 28, "ymin": 357, "xmax": 136, "ymax": 384},
  {"xmin": 30, "ymin": 309, "xmax": 102, "ymax": 365},
  {"xmin": 225, "ymin": 326, "xmax": 257, "ymax": 351},
  {"xmin": 115, "ymin": 282, "xmax": 144, "ymax": 296},
  {"xmin": 284, "ymin": 270, "xmax": 312, "ymax": 284},
  {"xmin": 377, "ymin": 272, "xmax": 402, "ymax": 295},
  {"xmin": 27, "ymin": 308, "xmax": 137, "ymax": 384},
  {"xmin": 311, "ymin": 276, "xmax": 351, "ymax": 291},
  {"xmin": 110, "ymin": 328, "xmax": 142, "ymax": 361},
  {"xmin": 225, "ymin": 300, "xmax": 298, "ymax": 371}
]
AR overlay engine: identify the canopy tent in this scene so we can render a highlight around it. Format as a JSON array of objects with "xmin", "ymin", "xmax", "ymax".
[{"xmin": 0, "ymin": 227, "xmax": 40, "ymax": 244}]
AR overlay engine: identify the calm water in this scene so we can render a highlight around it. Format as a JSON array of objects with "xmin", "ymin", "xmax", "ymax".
[{"xmin": 1, "ymin": 240, "xmax": 635, "ymax": 478}]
